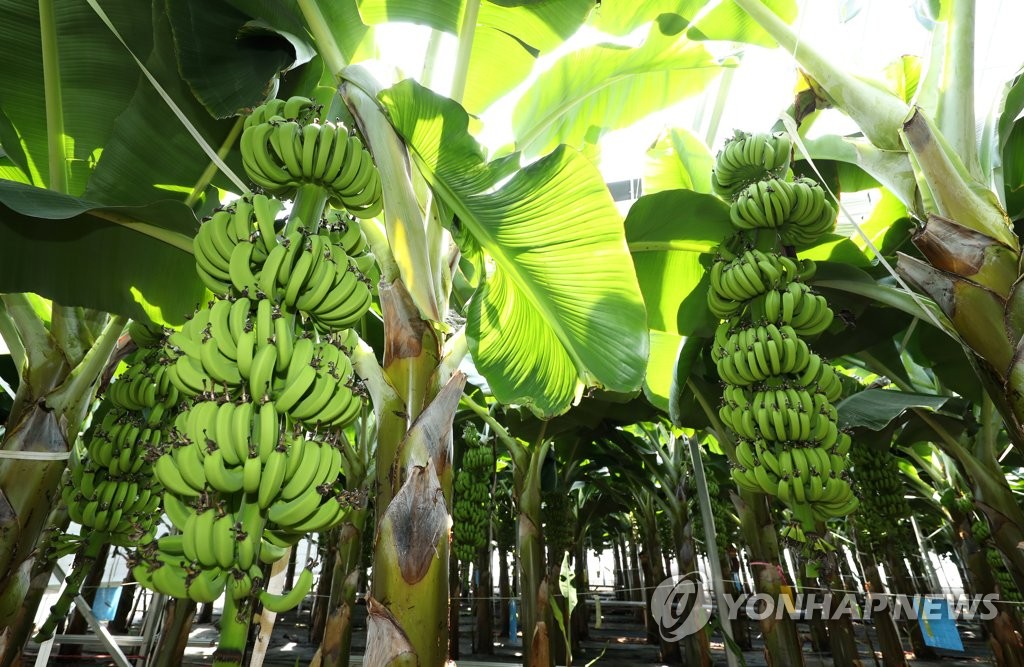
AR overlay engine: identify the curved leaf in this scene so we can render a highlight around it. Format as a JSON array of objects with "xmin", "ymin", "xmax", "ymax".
[
  {"xmin": 356, "ymin": 0, "xmax": 461, "ymax": 32},
  {"xmin": 512, "ymin": 18, "xmax": 725, "ymax": 157},
  {"xmin": 837, "ymin": 388, "xmax": 948, "ymax": 430},
  {"xmin": 463, "ymin": 0, "xmax": 593, "ymax": 114},
  {"xmin": 82, "ymin": 5, "xmax": 264, "ymax": 206},
  {"xmin": 379, "ymin": 79, "xmax": 648, "ymax": 417},
  {"xmin": 625, "ymin": 190, "xmax": 730, "ymax": 335},
  {"xmin": 167, "ymin": 2, "xmax": 300, "ymax": 118},
  {"xmin": 668, "ymin": 334, "xmax": 707, "ymax": 426},
  {"xmin": 589, "ymin": 0, "xmax": 703, "ymax": 36},
  {"xmin": 0, "ymin": 0, "xmax": 152, "ymax": 193},
  {"xmin": 227, "ymin": 0, "xmax": 376, "ymax": 66},
  {"xmin": 643, "ymin": 127, "xmax": 713, "ymax": 195},
  {"xmin": 686, "ymin": 0, "xmax": 798, "ymax": 47},
  {"xmin": 0, "ymin": 180, "xmax": 203, "ymax": 325},
  {"xmin": 643, "ymin": 330, "xmax": 682, "ymax": 412}
]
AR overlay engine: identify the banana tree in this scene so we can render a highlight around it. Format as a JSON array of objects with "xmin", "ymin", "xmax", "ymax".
[
  {"xmin": 734, "ymin": 0, "xmax": 1024, "ymax": 452},
  {"xmin": 0, "ymin": 1, "xmax": 658, "ymax": 664}
]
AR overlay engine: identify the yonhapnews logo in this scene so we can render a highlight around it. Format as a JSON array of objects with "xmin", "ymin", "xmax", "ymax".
[{"xmin": 651, "ymin": 572, "xmax": 999, "ymax": 640}]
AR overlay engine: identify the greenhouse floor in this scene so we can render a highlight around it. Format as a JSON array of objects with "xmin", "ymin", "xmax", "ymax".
[
  {"xmin": 165, "ymin": 605, "xmax": 997, "ymax": 667},
  {"xmin": 29, "ymin": 603, "xmax": 998, "ymax": 666}
]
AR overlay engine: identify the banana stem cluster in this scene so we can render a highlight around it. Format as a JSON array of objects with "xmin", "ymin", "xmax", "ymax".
[
  {"xmin": 128, "ymin": 96, "xmax": 382, "ymax": 665},
  {"xmin": 708, "ymin": 131, "xmax": 857, "ymax": 569}
]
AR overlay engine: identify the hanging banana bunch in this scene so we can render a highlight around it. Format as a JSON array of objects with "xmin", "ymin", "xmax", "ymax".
[
  {"xmin": 36, "ymin": 323, "xmax": 174, "ymax": 641},
  {"xmin": 131, "ymin": 96, "xmax": 377, "ymax": 629},
  {"xmin": 708, "ymin": 130, "xmax": 856, "ymax": 565},
  {"xmin": 684, "ymin": 465, "xmax": 732, "ymax": 555},
  {"xmin": 971, "ymin": 516, "xmax": 1024, "ymax": 603},
  {"xmin": 453, "ymin": 424, "xmax": 494, "ymax": 567},
  {"xmin": 848, "ymin": 444, "xmax": 912, "ymax": 551},
  {"xmin": 238, "ymin": 95, "xmax": 383, "ymax": 219}
]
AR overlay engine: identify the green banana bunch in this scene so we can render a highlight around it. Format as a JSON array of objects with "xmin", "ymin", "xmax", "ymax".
[
  {"xmin": 322, "ymin": 207, "xmax": 381, "ymax": 289},
  {"xmin": 452, "ymin": 424, "xmax": 494, "ymax": 565},
  {"xmin": 542, "ymin": 490, "xmax": 575, "ymax": 559},
  {"xmin": 712, "ymin": 130, "xmax": 792, "ymax": 200},
  {"xmin": 986, "ymin": 548, "xmax": 1023, "ymax": 602},
  {"xmin": 40, "ymin": 338, "xmax": 177, "ymax": 641},
  {"xmin": 848, "ymin": 444, "xmax": 912, "ymax": 551},
  {"xmin": 239, "ymin": 97, "xmax": 383, "ymax": 219},
  {"xmin": 684, "ymin": 461, "xmax": 733, "ymax": 553},
  {"xmin": 190, "ymin": 195, "xmax": 374, "ymax": 330},
  {"xmin": 707, "ymin": 127, "xmax": 853, "ymax": 566}
]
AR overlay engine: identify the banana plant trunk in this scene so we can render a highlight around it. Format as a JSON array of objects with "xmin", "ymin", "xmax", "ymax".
[
  {"xmin": 0, "ymin": 308, "xmax": 122, "ymax": 663},
  {"xmin": 958, "ymin": 531, "xmax": 1024, "ymax": 666},
  {"xmin": 820, "ymin": 569, "xmax": 862, "ymax": 666},
  {"xmin": 475, "ymin": 544, "xmax": 494, "ymax": 654},
  {"xmin": 886, "ymin": 549, "xmax": 938, "ymax": 660},
  {"xmin": 309, "ymin": 532, "xmax": 337, "ymax": 644},
  {"xmin": 150, "ymin": 599, "xmax": 197, "ymax": 667},
  {"xmin": 0, "ymin": 512, "xmax": 66, "ymax": 667},
  {"xmin": 515, "ymin": 441, "xmax": 552, "ymax": 667},
  {"xmin": 499, "ymin": 546, "xmax": 511, "ymax": 637},
  {"xmin": 862, "ymin": 558, "xmax": 909, "ymax": 667},
  {"xmin": 671, "ymin": 507, "xmax": 711, "ymax": 665},
  {"xmin": 572, "ymin": 542, "xmax": 589, "ymax": 643},
  {"xmin": 364, "ymin": 280, "xmax": 465, "ymax": 667},
  {"xmin": 547, "ymin": 554, "xmax": 568, "ymax": 666},
  {"xmin": 321, "ymin": 509, "xmax": 368, "ymax": 667},
  {"xmin": 636, "ymin": 507, "xmax": 682, "ymax": 663},
  {"xmin": 734, "ymin": 489, "xmax": 805, "ymax": 666},
  {"xmin": 450, "ymin": 556, "xmax": 462, "ymax": 660}
]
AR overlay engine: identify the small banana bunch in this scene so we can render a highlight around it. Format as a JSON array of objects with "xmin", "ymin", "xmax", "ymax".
[
  {"xmin": 39, "ymin": 330, "xmax": 175, "ymax": 641},
  {"xmin": 542, "ymin": 490, "xmax": 575, "ymax": 559},
  {"xmin": 684, "ymin": 465, "xmax": 732, "ymax": 554},
  {"xmin": 985, "ymin": 547, "xmax": 1023, "ymax": 602},
  {"xmin": 707, "ymin": 130, "xmax": 856, "ymax": 547},
  {"xmin": 192, "ymin": 194, "xmax": 373, "ymax": 331},
  {"xmin": 452, "ymin": 424, "xmax": 494, "ymax": 565},
  {"xmin": 848, "ymin": 444, "xmax": 911, "ymax": 551},
  {"xmin": 62, "ymin": 331, "xmax": 178, "ymax": 545},
  {"xmin": 712, "ymin": 130, "xmax": 792, "ymax": 200},
  {"xmin": 239, "ymin": 96, "xmax": 383, "ymax": 219}
]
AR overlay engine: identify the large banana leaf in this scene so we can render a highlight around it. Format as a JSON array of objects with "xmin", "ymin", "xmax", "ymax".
[
  {"xmin": 589, "ymin": 0, "xmax": 796, "ymax": 45},
  {"xmin": 167, "ymin": 1, "xmax": 302, "ymax": 118},
  {"xmin": 0, "ymin": 0, "xmax": 152, "ymax": 192},
  {"xmin": 355, "ymin": 0, "xmax": 592, "ymax": 114},
  {"xmin": 463, "ymin": 0, "xmax": 593, "ymax": 114},
  {"xmin": 83, "ymin": 3, "xmax": 291, "ymax": 205},
  {"xmin": 378, "ymin": 80, "xmax": 648, "ymax": 417},
  {"xmin": 0, "ymin": 0, "xmax": 291, "ymax": 205},
  {"xmin": 625, "ymin": 189, "xmax": 731, "ymax": 336},
  {"xmin": 837, "ymin": 389, "xmax": 948, "ymax": 430},
  {"xmin": 512, "ymin": 18, "xmax": 726, "ymax": 157},
  {"xmin": 227, "ymin": 0, "xmax": 377, "ymax": 69},
  {"xmin": 643, "ymin": 127, "xmax": 714, "ymax": 195},
  {"xmin": 624, "ymin": 189, "xmax": 731, "ymax": 413},
  {"xmin": 0, "ymin": 180, "xmax": 203, "ymax": 325}
]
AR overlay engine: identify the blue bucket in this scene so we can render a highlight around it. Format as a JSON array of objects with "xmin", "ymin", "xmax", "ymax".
[{"xmin": 91, "ymin": 586, "xmax": 121, "ymax": 622}]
